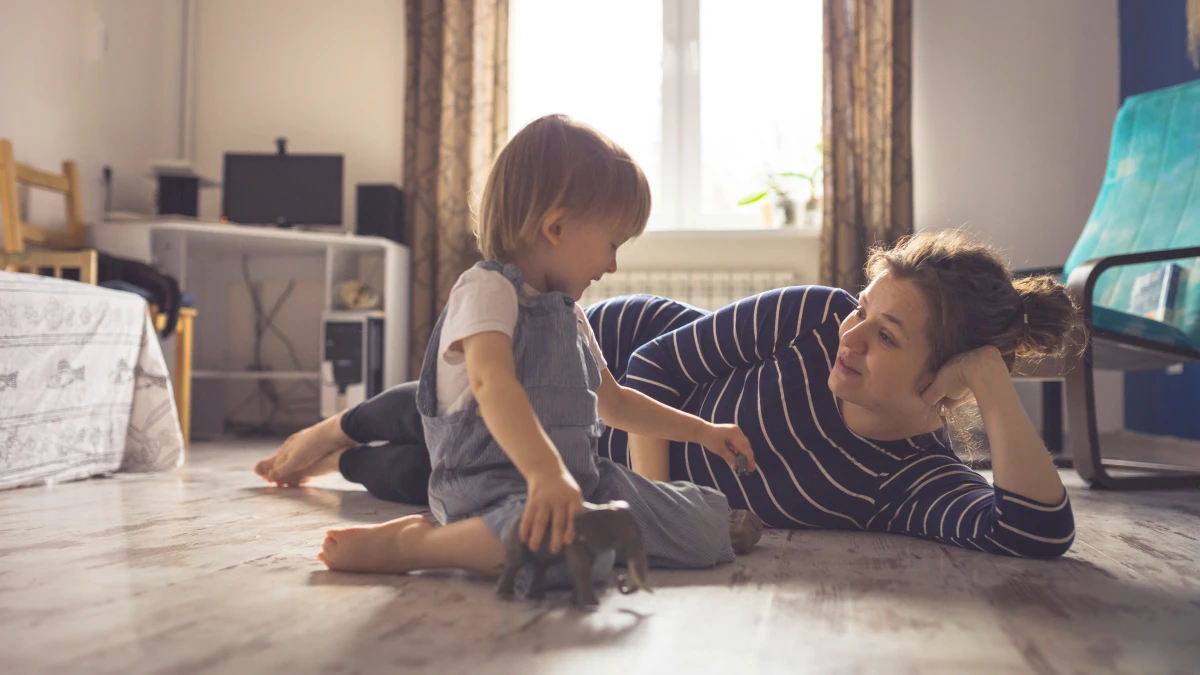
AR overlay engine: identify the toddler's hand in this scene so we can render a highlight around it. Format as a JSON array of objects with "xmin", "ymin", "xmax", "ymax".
[
  {"xmin": 522, "ymin": 466, "xmax": 584, "ymax": 554},
  {"xmin": 701, "ymin": 423, "xmax": 757, "ymax": 474}
]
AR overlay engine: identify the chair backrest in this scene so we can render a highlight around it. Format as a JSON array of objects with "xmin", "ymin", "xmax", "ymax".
[
  {"xmin": 0, "ymin": 138, "xmax": 87, "ymax": 253},
  {"xmin": 1062, "ymin": 79, "xmax": 1200, "ymax": 347}
]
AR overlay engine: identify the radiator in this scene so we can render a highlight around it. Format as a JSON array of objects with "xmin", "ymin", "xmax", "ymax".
[{"xmin": 580, "ymin": 270, "xmax": 801, "ymax": 311}]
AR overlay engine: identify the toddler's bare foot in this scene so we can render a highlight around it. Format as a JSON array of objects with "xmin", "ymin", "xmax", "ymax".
[
  {"xmin": 254, "ymin": 413, "xmax": 356, "ymax": 486},
  {"xmin": 319, "ymin": 514, "xmax": 434, "ymax": 574}
]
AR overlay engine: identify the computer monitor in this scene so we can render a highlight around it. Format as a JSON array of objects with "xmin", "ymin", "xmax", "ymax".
[{"xmin": 221, "ymin": 153, "xmax": 344, "ymax": 227}]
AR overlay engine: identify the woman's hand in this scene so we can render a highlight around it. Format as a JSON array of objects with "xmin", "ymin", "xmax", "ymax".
[
  {"xmin": 920, "ymin": 345, "xmax": 1009, "ymax": 410},
  {"xmin": 521, "ymin": 465, "xmax": 585, "ymax": 555},
  {"xmin": 699, "ymin": 423, "xmax": 757, "ymax": 473}
]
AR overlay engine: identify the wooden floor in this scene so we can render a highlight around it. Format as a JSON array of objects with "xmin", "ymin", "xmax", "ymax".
[{"xmin": 2, "ymin": 442, "xmax": 1199, "ymax": 675}]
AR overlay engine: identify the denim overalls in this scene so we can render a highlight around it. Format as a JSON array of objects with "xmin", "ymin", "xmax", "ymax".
[{"xmin": 417, "ymin": 261, "xmax": 735, "ymax": 575}]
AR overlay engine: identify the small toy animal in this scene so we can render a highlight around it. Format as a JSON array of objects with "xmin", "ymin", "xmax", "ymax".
[{"xmin": 497, "ymin": 500, "xmax": 653, "ymax": 607}]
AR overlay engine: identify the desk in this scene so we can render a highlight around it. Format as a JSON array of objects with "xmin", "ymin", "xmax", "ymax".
[{"xmin": 92, "ymin": 219, "xmax": 410, "ymax": 437}]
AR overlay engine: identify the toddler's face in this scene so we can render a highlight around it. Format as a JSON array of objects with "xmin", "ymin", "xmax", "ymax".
[{"xmin": 546, "ymin": 218, "xmax": 628, "ymax": 301}]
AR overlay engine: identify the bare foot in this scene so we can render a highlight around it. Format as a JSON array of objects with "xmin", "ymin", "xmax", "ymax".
[
  {"xmin": 263, "ymin": 448, "xmax": 348, "ymax": 487},
  {"xmin": 254, "ymin": 413, "xmax": 355, "ymax": 486},
  {"xmin": 319, "ymin": 514, "xmax": 434, "ymax": 573}
]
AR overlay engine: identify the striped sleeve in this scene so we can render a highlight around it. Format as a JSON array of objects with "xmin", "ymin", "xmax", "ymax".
[
  {"xmin": 875, "ymin": 455, "xmax": 1075, "ymax": 558},
  {"xmin": 624, "ymin": 286, "xmax": 856, "ymax": 406}
]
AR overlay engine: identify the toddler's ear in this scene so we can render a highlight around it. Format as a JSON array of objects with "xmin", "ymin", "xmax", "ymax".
[{"xmin": 540, "ymin": 208, "xmax": 567, "ymax": 244}]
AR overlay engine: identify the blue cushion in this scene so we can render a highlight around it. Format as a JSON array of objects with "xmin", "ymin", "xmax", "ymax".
[
  {"xmin": 1062, "ymin": 79, "xmax": 1200, "ymax": 351},
  {"xmin": 1091, "ymin": 306, "xmax": 1193, "ymax": 350}
]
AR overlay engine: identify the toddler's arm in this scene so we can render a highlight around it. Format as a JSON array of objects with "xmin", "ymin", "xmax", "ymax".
[
  {"xmin": 597, "ymin": 368, "xmax": 755, "ymax": 481},
  {"xmin": 460, "ymin": 331, "xmax": 583, "ymax": 554}
]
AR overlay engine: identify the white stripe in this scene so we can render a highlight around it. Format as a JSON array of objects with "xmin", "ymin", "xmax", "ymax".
[
  {"xmin": 711, "ymin": 312, "xmax": 732, "ymax": 370},
  {"xmin": 772, "ymin": 291, "xmax": 784, "ymax": 357},
  {"xmin": 955, "ymin": 493, "xmax": 992, "ymax": 539},
  {"xmin": 630, "ymin": 296, "xmax": 653, "ymax": 345},
  {"xmin": 660, "ymin": 306, "xmax": 692, "ymax": 332},
  {"xmin": 907, "ymin": 438, "xmax": 921, "ymax": 450},
  {"xmin": 984, "ymin": 535, "xmax": 1028, "ymax": 558},
  {"xmin": 822, "ymin": 289, "xmax": 835, "ymax": 322},
  {"xmin": 844, "ymin": 424, "xmax": 903, "ymax": 461},
  {"xmin": 631, "ymin": 352, "xmax": 664, "ymax": 370},
  {"xmin": 795, "ymin": 286, "xmax": 810, "ymax": 343},
  {"xmin": 772, "ymin": 359, "xmax": 875, "ymax": 503},
  {"xmin": 612, "ymin": 297, "xmax": 632, "ymax": 367},
  {"xmin": 997, "ymin": 521, "xmax": 1075, "ymax": 545},
  {"xmin": 626, "ymin": 375, "xmax": 678, "ymax": 396},
  {"xmin": 905, "ymin": 500, "xmax": 918, "ymax": 531},
  {"xmin": 793, "ymin": 345, "xmax": 879, "ymax": 477},
  {"xmin": 732, "ymin": 302, "xmax": 746, "ymax": 364},
  {"xmin": 1000, "ymin": 493, "xmax": 1069, "ymax": 512},
  {"xmin": 968, "ymin": 539, "xmax": 987, "ymax": 553},
  {"xmin": 929, "ymin": 484, "xmax": 976, "ymax": 537},
  {"xmin": 731, "ymin": 366, "xmax": 818, "ymax": 528},
  {"xmin": 752, "ymin": 295, "xmax": 763, "ymax": 361},
  {"xmin": 692, "ymin": 322, "xmax": 715, "ymax": 378},
  {"xmin": 865, "ymin": 502, "xmax": 890, "ymax": 529},
  {"xmin": 886, "ymin": 468, "xmax": 966, "ymax": 530},
  {"xmin": 973, "ymin": 511, "xmax": 984, "ymax": 539},
  {"xmin": 671, "ymin": 332, "xmax": 696, "ymax": 384},
  {"xmin": 815, "ymin": 331, "xmax": 833, "ymax": 370},
  {"xmin": 910, "ymin": 466, "xmax": 975, "ymax": 494},
  {"xmin": 880, "ymin": 454, "xmax": 943, "ymax": 488},
  {"xmin": 754, "ymin": 377, "xmax": 864, "ymax": 529},
  {"xmin": 647, "ymin": 300, "xmax": 672, "ymax": 327}
]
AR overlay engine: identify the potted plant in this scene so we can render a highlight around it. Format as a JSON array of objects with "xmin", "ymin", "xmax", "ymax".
[{"xmin": 738, "ymin": 145, "xmax": 823, "ymax": 228}]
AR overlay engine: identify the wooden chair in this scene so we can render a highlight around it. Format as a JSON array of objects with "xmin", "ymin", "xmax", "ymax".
[{"xmin": 0, "ymin": 138, "xmax": 196, "ymax": 445}]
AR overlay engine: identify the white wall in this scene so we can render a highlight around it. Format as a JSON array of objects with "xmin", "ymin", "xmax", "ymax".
[
  {"xmin": 0, "ymin": 0, "xmax": 183, "ymax": 226},
  {"xmin": 189, "ymin": 0, "xmax": 406, "ymax": 227},
  {"xmin": 913, "ymin": 0, "xmax": 1125, "ymax": 432}
]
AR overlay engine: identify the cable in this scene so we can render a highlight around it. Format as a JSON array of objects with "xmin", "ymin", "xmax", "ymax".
[{"xmin": 231, "ymin": 256, "xmax": 320, "ymax": 436}]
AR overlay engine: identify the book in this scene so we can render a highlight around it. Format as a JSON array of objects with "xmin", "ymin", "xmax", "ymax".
[{"xmin": 1128, "ymin": 263, "xmax": 1183, "ymax": 323}]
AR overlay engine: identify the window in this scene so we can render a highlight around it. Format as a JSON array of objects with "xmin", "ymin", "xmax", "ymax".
[{"xmin": 510, "ymin": 0, "xmax": 823, "ymax": 231}]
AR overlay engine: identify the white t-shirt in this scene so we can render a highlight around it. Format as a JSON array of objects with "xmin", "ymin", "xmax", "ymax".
[{"xmin": 435, "ymin": 266, "xmax": 607, "ymax": 415}]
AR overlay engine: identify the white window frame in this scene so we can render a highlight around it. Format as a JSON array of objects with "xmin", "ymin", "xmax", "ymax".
[{"xmin": 660, "ymin": 0, "xmax": 760, "ymax": 231}]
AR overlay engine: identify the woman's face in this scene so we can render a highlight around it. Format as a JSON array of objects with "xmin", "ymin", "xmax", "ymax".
[{"xmin": 829, "ymin": 270, "xmax": 938, "ymax": 418}]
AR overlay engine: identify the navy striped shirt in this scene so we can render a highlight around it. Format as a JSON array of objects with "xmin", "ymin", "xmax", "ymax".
[{"xmin": 585, "ymin": 287, "xmax": 1075, "ymax": 558}]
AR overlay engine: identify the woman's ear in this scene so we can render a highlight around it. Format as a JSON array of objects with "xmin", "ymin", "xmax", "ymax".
[{"xmin": 540, "ymin": 208, "xmax": 567, "ymax": 245}]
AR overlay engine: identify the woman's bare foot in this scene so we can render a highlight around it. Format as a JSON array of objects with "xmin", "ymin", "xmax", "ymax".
[
  {"xmin": 254, "ymin": 412, "xmax": 356, "ymax": 486},
  {"xmin": 262, "ymin": 448, "xmax": 348, "ymax": 487},
  {"xmin": 319, "ymin": 514, "xmax": 434, "ymax": 574}
]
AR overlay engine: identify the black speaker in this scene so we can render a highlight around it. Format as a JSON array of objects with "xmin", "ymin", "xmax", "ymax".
[
  {"xmin": 157, "ymin": 175, "xmax": 199, "ymax": 217},
  {"xmin": 356, "ymin": 184, "xmax": 406, "ymax": 246}
]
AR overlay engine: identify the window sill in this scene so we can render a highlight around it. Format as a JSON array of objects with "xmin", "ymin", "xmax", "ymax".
[{"xmin": 641, "ymin": 227, "xmax": 821, "ymax": 240}]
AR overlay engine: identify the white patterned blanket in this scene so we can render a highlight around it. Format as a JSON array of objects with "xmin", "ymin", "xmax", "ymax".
[{"xmin": 0, "ymin": 271, "xmax": 183, "ymax": 489}]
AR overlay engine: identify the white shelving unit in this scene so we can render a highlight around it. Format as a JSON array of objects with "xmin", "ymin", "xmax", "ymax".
[{"xmin": 92, "ymin": 218, "xmax": 410, "ymax": 437}]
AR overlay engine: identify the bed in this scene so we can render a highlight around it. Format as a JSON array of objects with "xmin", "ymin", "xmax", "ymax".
[{"xmin": 0, "ymin": 270, "xmax": 184, "ymax": 489}]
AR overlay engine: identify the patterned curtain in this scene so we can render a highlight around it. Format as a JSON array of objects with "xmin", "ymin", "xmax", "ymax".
[
  {"xmin": 820, "ymin": 0, "xmax": 913, "ymax": 291},
  {"xmin": 404, "ymin": 0, "xmax": 508, "ymax": 376}
]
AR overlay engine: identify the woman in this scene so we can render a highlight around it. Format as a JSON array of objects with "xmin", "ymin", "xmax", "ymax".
[{"xmin": 256, "ymin": 230, "xmax": 1083, "ymax": 558}]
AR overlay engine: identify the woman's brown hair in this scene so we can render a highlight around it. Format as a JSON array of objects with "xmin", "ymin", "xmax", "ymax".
[{"xmin": 865, "ymin": 229, "xmax": 1087, "ymax": 374}]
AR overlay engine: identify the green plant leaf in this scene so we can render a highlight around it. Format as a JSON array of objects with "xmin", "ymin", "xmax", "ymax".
[{"xmin": 737, "ymin": 190, "xmax": 769, "ymax": 206}]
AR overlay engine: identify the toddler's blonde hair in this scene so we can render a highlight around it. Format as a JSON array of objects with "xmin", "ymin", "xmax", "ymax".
[{"xmin": 476, "ymin": 114, "xmax": 651, "ymax": 260}]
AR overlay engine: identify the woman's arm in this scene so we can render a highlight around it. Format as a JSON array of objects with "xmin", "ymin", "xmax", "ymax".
[
  {"xmin": 877, "ymin": 455, "xmax": 1075, "ymax": 558},
  {"xmin": 922, "ymin": 346, "xmax": 1064, "ymax": 503}
]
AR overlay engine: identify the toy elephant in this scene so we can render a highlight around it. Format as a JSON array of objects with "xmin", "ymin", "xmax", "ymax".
[{"xmin": 496, "ymin": 500, "xmax": 653, "ymax": 607}]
